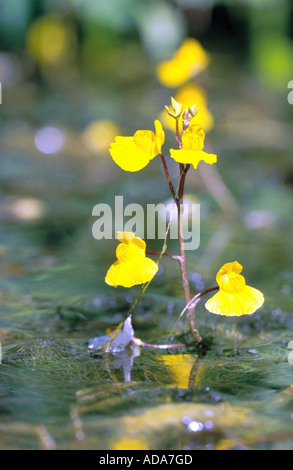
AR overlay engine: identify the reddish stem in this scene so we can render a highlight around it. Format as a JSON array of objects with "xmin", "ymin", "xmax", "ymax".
[
  {"xmin": 177, "ymin": 165, "xmax": 203, "ymax": 345},
  {"xmin": 146, "ymin": 250, "xmax": 182, "ymax": 263},
  {"xmin": 160, "ymin": 153, "xmax": 178, "ymax": 206}
]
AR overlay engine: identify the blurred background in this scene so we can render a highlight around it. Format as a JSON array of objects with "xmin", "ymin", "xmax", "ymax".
[{"xmin": 1, "ymin": 0, "xmax": 293, "ymax": 450}]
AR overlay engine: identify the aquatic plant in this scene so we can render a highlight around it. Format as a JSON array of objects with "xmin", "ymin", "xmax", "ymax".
[{"xmin": 104, "ymin": 39, "xmax": 264, "ymax": 350}]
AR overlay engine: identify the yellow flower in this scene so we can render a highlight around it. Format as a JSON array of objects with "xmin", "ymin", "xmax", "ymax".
[
  {"xmin": 205, "ymin": 261, "xmax": 265, "ymax": 317},
  {"xmin": 105, "ymin": 232, "xmax": 158, "ymax": 288},
  {"xmin": 156, "ymin": 38, "xmax": 210, "ymax": 88},
  {"xmin": 170, "ymin": 121, "xmax": 217, "ymax": 169},
  {"xmin": 160, "ymin": 84, "xmax": 214, "ymax": 133},
  {"xmin": 109, "ymin": 120, "xmax": 165, "ymax": 172}
]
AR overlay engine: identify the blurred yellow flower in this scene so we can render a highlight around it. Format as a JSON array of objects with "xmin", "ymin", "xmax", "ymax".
[
  {"xmin": 26, "ymin": 16, "xmax": 73, "ymax": 66},
  {"xmin": 170, "ymin": 121, "xmax": 217, "ymax": 169},
  {"xmin": 161, "ymin": 84, "xmax": 214, "ymax": 133},
  {"xmin": 105, "ymin": 232, "xmax": 158, "ymax": 288},
  {"xmin": 109, "ymin": 120, "xmax": 165, "ymax": 172},
  {"xmin": 205, "ymin": 261, "xmax": 265, "ymax": 317},
  {"xmin": 83, "ymin": 120, "xmax": 121, "ymax": 155},
  {"xmin": 156, "ymin": 38, "xmax": 210, "ymax": 88}
]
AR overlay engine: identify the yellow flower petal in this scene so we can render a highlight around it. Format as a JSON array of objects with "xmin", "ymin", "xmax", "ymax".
[
  {"xmin": 116, "ymin": 231, "xmax": 136, "ymax": 242},
  {"xmin": 156, "ymin": 38, "xmax": 210, "ymax": 88},
  {"xmin": 110, "ymin": 136, "xmax": 152, "ymax": 172},
  {"xmin": 205, "ymin": 287, "xmax": 264, "ymax": 317},
  {"xmin": 216, "ymin": 261, "xmax": 245, "ymax": 293},
  {"xmin": 154, "ymin": 119, "xmax": 165, "ymax": 156},
  {"xmin": 205, "ymin": 262, "xmax": 265, "ymax": 317},
  {"xmin": 170, "ymin": 149, "xmax": 217, "ymax": 169},
  {"xmin": 182, "ymin": 121, "xmax": 205, "ymax": 152},
  {"xmin": 115, "ymin": 243, "xmax": 144, "ymax": 262},
  {"xmin": 105, "ymin": 255, "xmax": 158, "ymax": 288},
  {"xmin": 170, "ymin": 121, "xmax": 217, "ymax": 169},
  {"xmin": 116, "ymin": 231, "xmax": 146, "ymax": 255},
  {"xmin": 181, "ymin": 122, "xmax": 205, "ymax": 151},
  {"xmin": 109, "ymin": 121, "xmax": 165, "ymax": 172}
]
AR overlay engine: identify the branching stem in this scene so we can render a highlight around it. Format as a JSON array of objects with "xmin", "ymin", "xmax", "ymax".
[
  {"xmin": 177, "ymin": 163, "xmax": 203, "ymax": 345},
  {"xmin": 178, "ymin": 286, "xmax": 219, "ymax": 320},
  {"xmin": 146, "ymin": 250, "xmax": 182, "ymax": 263},
  {"xmin": 159, "ymin": 118, "xmax": 207, "ymax": 347}
]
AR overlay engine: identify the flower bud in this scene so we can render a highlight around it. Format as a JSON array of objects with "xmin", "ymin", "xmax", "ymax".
[
  {"xmin": 182, "ymin": 109, "xmax": 191, "ymax": 131},
  {"xmin": 189, "ymin": 104, "xmax": 199, "ymax": 117},
  {"xmin": 165, "ymin": 97, "xmax": 183, "ymax": 120}
]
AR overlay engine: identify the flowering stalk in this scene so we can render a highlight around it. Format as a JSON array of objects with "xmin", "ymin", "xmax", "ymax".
[
  {"xmin": 106, "ymin": 92, "xmax": 265, "ymax": 351},
  {"xmin": 158, "ymin": 102, "xmax": 205, "ymax": 345},
  {"xmin": 176, "ymin": 163, "xmax": 204, "ymax": 345},
  {"xmin": 157, "ymin": 121, "xmax": 203, "ymax": 343}
]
